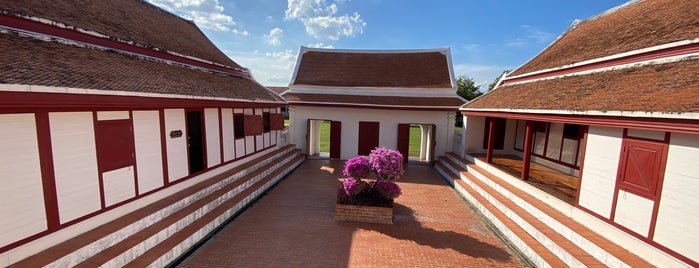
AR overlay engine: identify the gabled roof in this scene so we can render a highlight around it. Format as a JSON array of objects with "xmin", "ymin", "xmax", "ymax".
[
  {"xmin": 290, "ymin": 47, "xmax": 454, "ymax": 88},
  {"xmin": 462, "ymin": 0, "xmax": 699, "ymax": 120},
  {"xmin": 284, "ymin": 47, "xmax": 464, "ymax": 110},
  {"xmin": 0, "ymin": 0, "xmax": 284, "ymax": 103}
]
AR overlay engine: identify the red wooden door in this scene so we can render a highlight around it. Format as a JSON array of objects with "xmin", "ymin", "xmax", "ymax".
[
  {"xmin": 329, "ymin": 121, "xmax": 341, "ymax": 159},
  {"xmin": 397, "ymin": 124, "xmax": 410, "ymax": 163},
  {"xmin": 358, "ymin": 121, "xmax": 380, "ymax": 155},
  {"xmin": 617, "ymin": 138, "xmax": 666, "ymax": 199}
]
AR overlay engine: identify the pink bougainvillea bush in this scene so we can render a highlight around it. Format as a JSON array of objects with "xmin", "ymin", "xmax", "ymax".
[{"xmin": 337, "ymin": 147, "xmax": 404, "ymax": 207}]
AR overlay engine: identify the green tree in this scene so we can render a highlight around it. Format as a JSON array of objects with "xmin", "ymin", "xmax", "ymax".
[
  {"xmin": 456, "ymin": 75, "xmax": 482, "ymax": 101},
  {"xmin": 487, "ymin": 70, "xmax": 511, "ymax": 91}
]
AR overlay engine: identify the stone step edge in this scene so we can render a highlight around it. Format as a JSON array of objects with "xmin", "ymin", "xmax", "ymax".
[
  {"xmin": 435, "ymin": 161, "xmax": 565, "ymax": 268},
  {"xmin": 445, "ymin": 152, "xmax": 652, "ymax": 268},
  {"xmin": 74, "ymin": 150, "xmax": 302, "ymax": 267},
  {"xmin": 9, "ymin": 144, "xmax": 295, "ymax": 268},
  {"xmin": 440, "ymin": 158, "xmax": 603, "ymax": 267},
  {"xmin": 128, "ymin": 155, "xmax": 305, "ymax": 267}
]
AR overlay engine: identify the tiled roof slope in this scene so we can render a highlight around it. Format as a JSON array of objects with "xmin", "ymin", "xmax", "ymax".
[
  {"xmin": 282, "ymin": 93, "xmax": 465, "ymax": 109},
  {"xmin": 0, "ymin": 32, "xmax": 284, "ymax": 102},
  {"xmin": 1, "ymin": 0, "xmax": 241, "ymax": 69},
  {"xmin": 464, "ymin": 58, "xmax": 699, "ymax": 113},
  {"xmin": 510, "ymin": 0, "xmax": 699, "ymax": 76},
  {"xmin": 292, "ymin": 48, "xmax": 453, "ymax": 88}
]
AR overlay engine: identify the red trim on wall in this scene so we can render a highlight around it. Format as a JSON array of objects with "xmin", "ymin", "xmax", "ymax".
[
  {"xmin": 129, "ymin": 111, "xmax": 140, "ymax": 197},
  {"xmin": 462, "ymin": 110, "xmax": 699, "ymax": 134},
  {"xmin": 0, "ymin": 91, "xmax": 285, "ymax": 110},
  {"xmin": 93, "ymin": 112, "xmax": 107, "ymax": 209},
  {"xmin": 502, "ymin": 42, "xmax": 699, "ymax": 85},
  {"xmin": 35, "ymin": 112, "xmax": 60, "ymax": 230},
  {"xmin": 0, "ymin": 13, "xmax": 251, "ymax": 79},
  {"xmin": 158, "ymin": 109, "xmax": 170, "ymax": 187},
  {"xmin": 648, "ymin": 132, "xmax": 671, "ymax": 240},
  {"xmin": 218, "ymin": 108, "xmax": 224, "ymax": 164},
  {"xmin": 290, "ymin": 102, "xmax": 459, "ymax": 111}
]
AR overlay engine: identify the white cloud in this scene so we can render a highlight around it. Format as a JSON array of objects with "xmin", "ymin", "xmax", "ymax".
[
  {"xmin": 506, "ymin": 25, "xmax": 554, "ymax": 47},
  {"xmin": 263, "ymin": 28, "xmax": 284, "ymax": 46},
  {"xmin": 285, "ymin": 0, "xmax": 366, "ymax": 40},
  {"xmin": 224, "ymin": 49, "xmax": 298, "ymax": 86},
  {"xmin": 307, "ymin": 42, "xmax": 334, "ymax": 49},
  {"xmin": 147, "ymin": 0, "xmax": 247, "ymax": 34}
]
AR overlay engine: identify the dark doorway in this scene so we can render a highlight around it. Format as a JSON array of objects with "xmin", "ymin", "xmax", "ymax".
[
  {"xmin": 186, "ymin": 111, "xmax": 205, "ymax": 174},
  {"xmin": 358, "ymin": 121, "xmax": 380, "ymax": 155},
  {"xmin": 483, "ymin": 117, "xmax": 507, "ymax": 150}
]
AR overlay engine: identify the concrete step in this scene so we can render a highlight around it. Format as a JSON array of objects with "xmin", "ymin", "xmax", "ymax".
[
  {"xmin": 435, "ymin": 152, "xmax": 653, "ymax": 268},
  {"xmin": 9, "ymin": 145, "xmax": 302, "ymax": 268}
]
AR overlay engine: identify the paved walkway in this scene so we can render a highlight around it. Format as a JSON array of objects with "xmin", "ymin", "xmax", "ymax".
[{"xmin": 178, "ymin": 159, "xmax": 525, "ymax": 267}]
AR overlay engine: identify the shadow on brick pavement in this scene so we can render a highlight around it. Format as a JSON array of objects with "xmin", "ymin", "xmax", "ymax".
[{"xmin": 177, "ymin": 159, "xmax": 525, "ymax": 267}]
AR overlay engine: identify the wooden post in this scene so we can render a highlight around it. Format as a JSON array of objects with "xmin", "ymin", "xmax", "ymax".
[
  {"xmin": 521, "ymin": 121, "xmax": 534, "ymax": 180},
  {"xmin": 486, "ymin": 118, "xmax": 496, "ymax": 163}
]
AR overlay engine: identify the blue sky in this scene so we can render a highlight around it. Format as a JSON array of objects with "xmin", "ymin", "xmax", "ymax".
[{"xmin": 148, "ymin": 0, "xmax": 629, "ymax": 88}]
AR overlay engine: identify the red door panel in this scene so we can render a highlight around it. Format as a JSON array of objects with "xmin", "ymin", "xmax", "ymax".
[
  {"xmin": 330, "ymin": 121, "xmax": 341, "ymax": 159},
  {"xmin": 397, "ymin": 124, "xmax": 410, "ymax": 162},
  {"xmin": 358, "ymin": 121, "xmax": 379, "ymax": 155}
]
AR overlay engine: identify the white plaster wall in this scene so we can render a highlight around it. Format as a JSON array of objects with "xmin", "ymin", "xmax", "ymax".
[
  {"xmin": 613, "ymin": 190, "xmax": 654, "ymax": 236},
  {"xmin": 236, "ymin": 139, "xmax": 246, "ymax": 158},
  {"xmin": 102, "ymin": 166, "xmax": 135, "ymax": 207},
  {"xmin": 560, "ymin": 138, "xmax": 578, "ymax": 165},
  {"xmin": 290, "ymin": 106, "xmax": 454, "ymax": 160},
  {"xmin": 96, "ymin": 111, "xmax": 129, "ymax": 121},
  {"xmin": 546, "ymin": 123, "xmax": 564, "ymax": 160},
  {"xmin": 164, "ymin": 109, "xmax": 188, "ymax": 182},
  {"xmin": 627, "ymin": 128, "xmax": 666, "ymax": 141},
  {"xmin": 463, "ymin": 116, "xmax": 486, "ymax": 154},
  {"xmin": 577, "ymin": 126, "xmax": 623, "ymax": 218},
  {"xmin": 221, "ymin": 108, "xmax": 235, "ymax": 162},
  {"xmin": 50, "ymin": 112, "xmax": 101, "ymax": 224},
  {"xmin": 0, "ymin": 113, "xmax": 47, "ymax": 248},
  {"xmin": 256, "ymin": 135, "xmax": 264, "ymax": 151},
  {"xmin": 132, "ymin": 111, "xmax": 163, "ymax": 194},
  {"xmin": 502, "ymin": 119, "xmax": 517, "ymax": 155},
  {"xmin": 654, "ymin": 132, "xmax": 699, "ymax": 262},
  {"xmin": 204, "ymin": 108, "xmax": 221, "ymax": 167}
]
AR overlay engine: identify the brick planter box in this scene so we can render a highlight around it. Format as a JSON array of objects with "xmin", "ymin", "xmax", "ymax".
[{"xmin": 334, "ymin": 204, "xmax": 393, "ymax": 224}]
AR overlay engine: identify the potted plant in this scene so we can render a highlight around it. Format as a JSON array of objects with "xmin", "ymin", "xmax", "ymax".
[{"xmin": 334, "ymin": 147, "xmax": 404, "ymax": 224}]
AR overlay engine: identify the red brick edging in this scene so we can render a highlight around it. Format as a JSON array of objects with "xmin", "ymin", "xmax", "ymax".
[{"xmin": 334, "ymin": 204, "xmax": 393, "ymax": 224}]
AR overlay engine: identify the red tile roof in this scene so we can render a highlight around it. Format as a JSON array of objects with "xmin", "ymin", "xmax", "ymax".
[
  {"xmin": 0, "ymin": 29, "xmax": 283, "ymax": 102},
  {"xmin": 465, "ymin": 0, "xmax": 699, "ymax": 117},
  {"xmin": 283, "ymin": 93, "xmax": 464, "ymax": 110},
  {"xmin": 0, "ymin": 0, "xmax": 282, "ymax": 102},
  {"xmin": 1, "ymin": 0, "xmax": 241, "ymax": 69},
  {"xmin": 465, "ymin": 58, "xmax": 699, "ymax": 113},
  {"xmin": 291, "ymin": 48, "xmax": 453, "ymax": 88},
  {"xmin": 510, "ymin": 0, "xmax": 699, "ymax": 76}
]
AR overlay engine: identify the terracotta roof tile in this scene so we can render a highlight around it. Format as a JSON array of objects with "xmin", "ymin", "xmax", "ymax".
[
  {"xmin": 292, "ymin": 49, "xmax": 453, "ymax": 88},
  {"xmin": 0, "ymin": 32, "xmax": 283, "ymax": 102},
  {"xmin": 1, "ymin": 0, "xmax": 241, "ymax": 69},
  {"xmin": 464, "ymin": 58, "xmax": 699, "ymax": 113},
  {"xmin": 283, "ymin": 92, "xmax": 464, "ymax": 109},
  {"xmin": 511, "ymin": 0, "xmax": 699, "ymax": 76}
]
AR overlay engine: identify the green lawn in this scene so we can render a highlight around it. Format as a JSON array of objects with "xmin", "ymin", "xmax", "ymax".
[{"xmin": 319, "ymin": 122, "xmax": 422, "ymax": 157}]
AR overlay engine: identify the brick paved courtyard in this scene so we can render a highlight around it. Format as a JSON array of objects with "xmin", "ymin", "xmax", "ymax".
[{"xmin": 178, "ymin": 159, "xmax": 525, "ymax": 267}]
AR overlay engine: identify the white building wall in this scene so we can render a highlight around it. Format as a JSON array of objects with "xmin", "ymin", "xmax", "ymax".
[
  {"xmin": 221, "ymin": 108, "xmax": 235, "ymax": 162},
  {"xmin": 577, "ymin": 126, "xmax": 623, "ymax": 218},
  {"xmin": 204, "ymin": 108, "xmax": 221, "ymax": 167},
  {"xmin": 50, "ymin": 112, "xmax": 101, "ymax": 224},
  {"xmin": 132, "ymin": 111, "xmax": 163, "ymax": 194},
  {"xmin": 164, "ymin": 109, "xmax": 188, "ymax": 182},
  {"xmin": 546, "ymin": 123, "xmax": 564, "ymax": 160},
  {"xmin": 613, "ymin": 189, "xmax": 654, "ymax": 236},
  {"xmin": 102, "ymin": 166, "xmax": 135, "ymax": 207},
  {"xmin": 654, "ymin": 132, "xmax": 699, "ymax": 262},
  {"xmin": 290, "ymin": 106, "xmax": 454, "ymax": 160},
  {"xmin": 0, "ymin": 113, "xmax": 47, "ymax": 248}
]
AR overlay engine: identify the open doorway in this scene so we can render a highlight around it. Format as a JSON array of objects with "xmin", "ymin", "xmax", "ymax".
[
  {"xmin": 186, "ymin": 110, "xmax": 205, "ymax": 174},
  {"xmin": 306, "ymin": 119, "xmax": 341, "ymax": 158},
  {"xmin": 397, "ymin": 123, "xmax": 436, "ymax": 164}
]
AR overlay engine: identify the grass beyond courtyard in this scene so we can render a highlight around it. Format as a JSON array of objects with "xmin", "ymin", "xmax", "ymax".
[{"xmin": 318, "ymin": 122, "xmax": 422, "ymax": 157}]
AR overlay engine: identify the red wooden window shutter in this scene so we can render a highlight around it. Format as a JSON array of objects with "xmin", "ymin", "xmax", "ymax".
[
  {"xmin": 270, "ymin": 113, "xmax": 285, "ymax": 130},
  {"xmin": 243, "ymin": 115, "xmax": 263, "ymax": 136}
]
